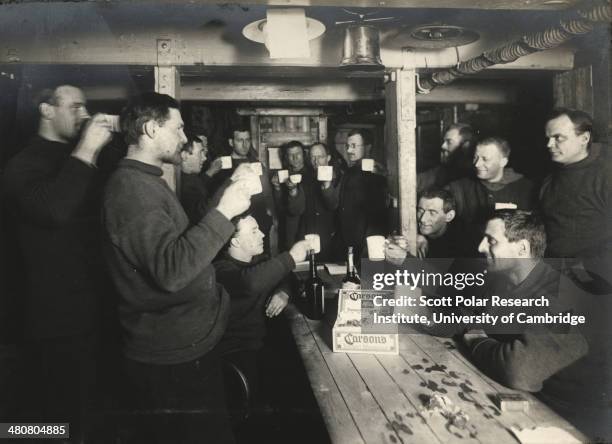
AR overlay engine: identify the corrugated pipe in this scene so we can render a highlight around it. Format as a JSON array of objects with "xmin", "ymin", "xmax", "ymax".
[{"xmin": 418, "ymin": 0, "xmax": 611, "ymax": 92}]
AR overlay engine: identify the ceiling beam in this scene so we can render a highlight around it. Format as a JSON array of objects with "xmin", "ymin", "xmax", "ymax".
[{"xmin": 0, "ymin": 0, "xmax": 582, "ymax": 10}]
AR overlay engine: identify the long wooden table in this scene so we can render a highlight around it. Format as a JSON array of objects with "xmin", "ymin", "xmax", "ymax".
[{"xmin": 286, "ymin": 303, "xmax": 588, "ymax": 444}]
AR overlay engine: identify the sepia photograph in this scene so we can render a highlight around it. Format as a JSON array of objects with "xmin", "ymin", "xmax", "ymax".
[{"xmin": 0, "ymin": 0, "xmax": 610, "ymax": 443}]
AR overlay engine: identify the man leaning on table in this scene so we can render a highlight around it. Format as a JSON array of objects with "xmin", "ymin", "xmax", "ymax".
[
  {"xmin": 102, "ymin": 92, "xmax": 255, "ymax": 444},
  {"xmin": 470, "ymin": 211, "xmax": 611, "ymax": 439}
]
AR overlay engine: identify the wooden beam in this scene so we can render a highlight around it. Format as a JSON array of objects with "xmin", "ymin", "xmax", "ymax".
[
  {"xmin": 385, "ymin": 68, "xmax": 417, "ymax": 255},
  {"xmin": 182, "ymin": 79, "xmax": 383, "ymax": 102},
  {"xmin": 77, "ymin": 80, "xmax": 517, "ymax": 104},
  {"xmin": 0, "ymin": 0, "xmax": 582, "ymax": 10},
  {"xmin": 416, "ymin": 81, "xmax": 518, "ymax": 104},
  {"xmin": 238, "ymin": 107, "xmax": 325, "ymax": 116},
  {"xmin": 154, "ymin": 65, "xmax": 180, "ymax": 192},
  {"xmin": 318, "ymin": 116, "xmax": 328, "ymax": 144}
]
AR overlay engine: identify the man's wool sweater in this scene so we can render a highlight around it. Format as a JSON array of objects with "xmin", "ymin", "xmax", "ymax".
[{"xmin": 103, "ymin": 159, "xmax": 233, "ymax": 364}]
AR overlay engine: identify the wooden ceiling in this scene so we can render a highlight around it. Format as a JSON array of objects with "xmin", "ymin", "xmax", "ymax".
[{"xmin": 0, "ymin": 0, "xmax": 583, "ymax": 10}]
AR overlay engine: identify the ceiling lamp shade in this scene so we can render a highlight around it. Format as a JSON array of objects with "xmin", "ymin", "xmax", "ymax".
[
  {"xmin": 340, "ymin": 24, "xmax": 384, "ymax": 71},
  {"xmin": 242, "ymin": 10, "xmax": 325, "ymax": 58}
]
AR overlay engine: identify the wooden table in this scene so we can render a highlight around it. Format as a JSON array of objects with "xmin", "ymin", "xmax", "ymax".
[{"xmin": 286, "ymin": 303, "xmax": 588, "ymax": 444}]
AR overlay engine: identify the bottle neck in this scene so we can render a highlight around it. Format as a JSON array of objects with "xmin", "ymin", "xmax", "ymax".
[
  {"xmin": 309, "ymin": 250, "xmax": 317, "ymax": 278},
  {"xmin": 347, "ymin": 252, "xmax": 354, "ymax": 276}
]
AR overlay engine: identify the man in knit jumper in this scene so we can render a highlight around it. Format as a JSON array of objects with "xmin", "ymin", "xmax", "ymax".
[
  {"xmin": 3, "ymin": 84, "xmax": 113, "ymax": 439},
  {"xmin": 214, "ymin": 215, "xmax": 310, "ymax": 399},
  {"xmin": 465, "ymin": 211, "xmax": 588, "ymax": 391},
  {"xmin": 447, "ymin": 137, "xmax": 536, "ymax": 250},
  {"xmin": 284, "ymin": 142, "xmax": 344, "ymax": 261},
  {"xmin": 271, "ymin": 140, "xmax": 310, "ymax": 250},
  {"xmin": 179, "ymin": 133, "xmax": 216, "ymax": 224},
  {"xmin": 418, "ymin": 123, "xmax": 475, "ymax": 194},
  {"xmin": 102, "ymin": 92, "xmax": 253, "ymax": 443},
  {"xmin": 468, "ymin": 211, "xmax": 611, "ymax": 440},
  {"xmin": 209, "ymin": 124, "xmax": 278, "ymax": 254},
  {"xmin": 540, "ymin": 108, "xmax": 611, "ymax": 292}
]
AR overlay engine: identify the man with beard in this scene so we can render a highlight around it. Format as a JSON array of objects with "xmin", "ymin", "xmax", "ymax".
[
  {"xmin": 418, "ymin": 123, "xmax": 475, "ymax": 194},
  {"xmin": 102, "ymin": 92, "xmax": 253, "ymax": 443},
  {"xmin": 2, "ymin": 84, "xmax": 113, "ymax": 441}
]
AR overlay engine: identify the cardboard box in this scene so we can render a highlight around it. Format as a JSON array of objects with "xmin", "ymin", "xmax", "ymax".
[{"xmin": 332, "ymin": 289, "xmax": 398, "ymax": 355}]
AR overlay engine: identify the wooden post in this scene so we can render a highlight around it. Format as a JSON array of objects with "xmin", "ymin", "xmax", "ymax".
[
  {"xmin": 318, "ymin": 115, "xmax": 328, "ymax": 144},
  {"xmin": 385, "ymin": 68, "xmax": 417, "ymax": 255},
  {"xmin": 155, "ymin": 39, "xmax": 181, "ymax": 192},
  {"xmin": 250, "ymin": 115, "xmax": 263, "ymax": 164}
]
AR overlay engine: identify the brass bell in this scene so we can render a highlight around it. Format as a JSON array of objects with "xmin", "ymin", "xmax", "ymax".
[{"xmin": 340, "ymin": 24, "xmax": 384, "ymax": 71}]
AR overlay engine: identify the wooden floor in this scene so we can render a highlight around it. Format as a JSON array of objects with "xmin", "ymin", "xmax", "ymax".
[{"xmin": 286, "ymin": 304, "xmax": 588, "ymax": 444}]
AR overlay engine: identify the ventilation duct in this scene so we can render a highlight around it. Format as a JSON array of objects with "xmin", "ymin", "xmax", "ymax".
[{"xmin": 419, "ymin": 0, "xmax": 611, "ymax": 92}]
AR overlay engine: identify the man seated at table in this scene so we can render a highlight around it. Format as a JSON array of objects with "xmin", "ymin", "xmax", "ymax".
[
  {"xmin": 415, "ymin": 189, "xmax": 475, "ymax": 259},
  {"xmin": 462, "ymin": 210, "xmax": 588, "ymax": 394},
  {"xmin": 214, "ymin": 214, "xmax": 310, "ymax": 400}
]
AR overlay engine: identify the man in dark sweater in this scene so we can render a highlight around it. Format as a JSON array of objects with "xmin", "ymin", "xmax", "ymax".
[
  {"xmin": 447, "ymin": 137, "xmax": 536, "ymax": 250},
  {"xmin": 540, "ymin": 108, "xmax": 611, "ymax": 292},
  {"xmin": 2, "ymin": 84, "xmax": 113, "ymax": 439},
  {"xmin": 449, "ymin": 137, "xmax": 536, "ymax": 224},
  {"xmin": 284, "ymin": 142, "xmax": 343, "ymax": 261},
  {"xmin": 465, "ymin": 211, "xmax": 588, "ymax": 391},
  {"xmin": 102, "ymin": 92, "xmax": 253, "ymax": 444},
  {"xmin": 210, "ymin": 123, "xmax": 278, "ymax": 254},
  {"xmin": 179, "ymin": 133, "xmax": 217, "ymax": 224},
  {"xmin": 214, "ymin": 214, "xmax": 309, "ymax": 399},
  {"xmin": 418, "ymin": 123, "xmax": 475, "ymax": 194},
  {"xmin": 325, "ymin": 128, "xmax": 388, "ymax": 262},
  {"xmin": 272, "ymin": 140, "xmax": 310, "ymax": 250},
  {"xmin": 468, "ymin": 210, "xmax": 611, "ymax": 439},
  {"xmin": 416, "ymin": 189, "xmax": 475, "ymax": 259}
]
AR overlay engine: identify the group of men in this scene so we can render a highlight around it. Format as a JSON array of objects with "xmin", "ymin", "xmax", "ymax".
[
  {"xmin": 386, "ymin": 110, "xmax": 610, "ymax": 439},
  {"xmin": 1, "ymin": 81, "xmax": 610, "ymax": 443},
  {"xmin": 406, "ymin": 114, "xmax": 610, "ymax": 272},
  {"xmin": 0, "ymin": 87, "xmax": 316, "ymax": 443}
]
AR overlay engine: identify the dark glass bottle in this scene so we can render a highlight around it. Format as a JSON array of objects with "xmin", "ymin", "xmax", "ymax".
[
  {"xmin": 342, "ymin": 246, "xmax": 361, "ymax": 286},
  {"xmin": 305, "ymin": 249, "xmax": 325, "ymax": 320}
]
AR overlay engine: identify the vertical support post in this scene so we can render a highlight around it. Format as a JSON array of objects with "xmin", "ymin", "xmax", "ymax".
[
  {"xmin": 250, "ymin": 115, "xmax": 262, "ymax": 164},
  {"xmin": 318, "ymin": 115, "xmax": 328, "ymax": 144},
  {"xmin": 155, "ymin": 39, "xmax": 181, "ymax": 192},
  {"xmin": 385, "ymin": 68, "xmax": 417, "ymax": 255}
]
